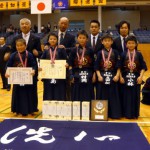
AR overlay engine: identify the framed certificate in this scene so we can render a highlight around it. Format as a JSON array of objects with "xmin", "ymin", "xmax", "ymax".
[
  {"xmin": 7, "ymin": 67, "xmax": 33, "ymax": 84},
  {"xmin": 39, "ymin": 60, "xmax": 66, "ymax": 79}
]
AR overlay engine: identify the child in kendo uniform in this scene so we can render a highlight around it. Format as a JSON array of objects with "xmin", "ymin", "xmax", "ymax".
[
  {"xmin": 40, "ymin": 33, "xmax": 67, "ymax": 100},
  {"xmin": 68, "ymin": 30, "xmax": 95, "ymax": 101},
  {"xmin": 95, "ymin": 34, "xmax": 122, "ymax": 119},
  {"xmin": 5, "ymin": 38, "xmax": 37, "ymax": 116},
  {"xmin": 120, "ymin": 36, "xmax": 147, "ymax": 119}
]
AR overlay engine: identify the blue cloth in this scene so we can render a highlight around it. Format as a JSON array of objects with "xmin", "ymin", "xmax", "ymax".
[{"xmin": 0, "ymin": 119, "xmax": 149, "ymax": 150}]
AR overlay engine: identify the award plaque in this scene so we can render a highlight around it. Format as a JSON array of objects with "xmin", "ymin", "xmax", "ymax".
[
  {"xmin": 64, "ymin": 101, "xmax": 72, "ymax": 120},
  {"xmin": 56, "ymin": 101, "xmax": 65, "ymax": 120},
  {"xmin": 42, "ymin": 100, "xmax": 57, "ymax": 120},
  {"xmin": 82, "ymin": 101, "xmax": 90, "ymax": 121},
  {"xmin": 91, "ymin": 100, "xmax": 108, "ymax": 121},
  {"xmin": 72, "ymin": 101, "xmax": 81, "ymax": 120},
  {"xmin": 42, "ymin": 101, "xmax": 51, "ymax": 119}
]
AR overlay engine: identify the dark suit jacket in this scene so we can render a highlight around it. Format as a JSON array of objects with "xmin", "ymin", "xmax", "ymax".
[
  {"xmin": 60, "ymin": 32, "xmax": 76, "ymax": 48},
  {"xmin": 87, "ymin": 34, "xmax": 103, "ymax": 55},
  {"xmin": 11, "ymin": 32, "xmax": 42, "ymax": 58},
  {"xmin": 55, "ymin": 31, "xmax": 76, "ymax": 56},
  {"xmin": 0, "ymin": 44, "xmax": 11, "ymax": 69},
  {"xmin": 112, "ymin": 36, "xmax": 124, "ymax": 56}
]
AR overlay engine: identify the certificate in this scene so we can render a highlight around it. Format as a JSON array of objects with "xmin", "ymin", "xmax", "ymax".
[
  {"xmin": 7, "ymin": 67, "xmax": 33, "ymax": 85},
  {"xmin": 39, "ymin": 60, "xmax": 66, "ymax": 79}
]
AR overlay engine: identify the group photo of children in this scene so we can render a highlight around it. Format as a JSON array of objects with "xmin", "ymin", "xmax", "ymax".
[{"xmin": 0, "ymin": 17, "xmax": 148, "ymax": 120}]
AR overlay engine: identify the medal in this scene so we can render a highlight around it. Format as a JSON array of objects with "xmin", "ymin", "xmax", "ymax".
[
  {"xmin": 79, "ymin": 65, "xmax": 82, "ymax": 68},
  {"xmin": 18, "ymin": 50, "xmax": 28, "ymax": 67},
  {"xmin": 128, "ymin": 49, "xmax": 136, "ymax": 72},
  {"xmin": 102, "ymin": 48, "xmax": 112, "ymax": 71},
  {"xmin": 76, "ymin": 46, "xmax": 86, "ymax": 68},
  {"xmin": 51, "ymin": 64, "xmax": 54, "ymax": 67},
  {"xmin": 49, "ymin": 46, "xmax": 57, "ymax": 65},
  {"xmin": 130, "ymin": 69, "xmax": 133, "ymax": 73}
]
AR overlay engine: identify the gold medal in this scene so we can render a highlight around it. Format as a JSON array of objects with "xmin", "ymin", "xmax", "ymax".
[
  {"xmin": 51, "ymin": 64, "xmax": 54, "ymax": 67},
  {"xmin": 79, "ymin": 65, "xmax": 82, "ymax": 68},
  {"xmin": 130, "ymin": 69, "xmax": 133, "ymax": 73}
]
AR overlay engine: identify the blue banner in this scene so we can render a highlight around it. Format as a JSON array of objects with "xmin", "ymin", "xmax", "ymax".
[
  {"xmin": 0, "ymin": 119, "xmax": 149, "ymax": 150},
  {"xmin": 53, "ymin": 0, "xmax": 68, "ymax": 9}
]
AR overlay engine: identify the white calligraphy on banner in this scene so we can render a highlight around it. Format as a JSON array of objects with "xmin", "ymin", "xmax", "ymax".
[{"xmin": 0, "ymin": 126, "xmax": 121, "ymax": 145}]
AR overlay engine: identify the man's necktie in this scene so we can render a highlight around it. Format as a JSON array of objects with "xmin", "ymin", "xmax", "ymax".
[
  {"xmin": 60, "ymin": 33, "xmax": 64, "ymax": 44},
  {"xmin": 93, "ymin": 36, "xmax": 95, "ymax": 49},
  {"xmin": 123, "ymin": 37, "xmax": 126, "ymax": 51},
  {"xmin": 24, "ymin": 34, "xmax": 28, "ymax": 45}
]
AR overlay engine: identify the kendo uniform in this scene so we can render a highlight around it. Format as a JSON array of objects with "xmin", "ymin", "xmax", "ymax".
[
  {"xmin": 41, "ymin": 47, "xmax": 67, "ymax": 100},
  {"xmin": 121, "ymin": 50, "xmax": 147, "ymax": 118},
  {"xmin": 95, "ymin": 48, "xmax": 122, "ymax": 119},
  {"xmin": 0, "ymin": 44, "xmax": 11, "ymax": 89},
  {"xmin": 6, "ymin": 51, "xmax": 37, "ymax": 115},
  {"xmin": 68, "ymin": 45, "xmax": 95, "ymax": 101},
  {"xmin": 141, "ymin": 77, "xmax": 150, "ymax": 105},
  {"xmin": 11, "ymin": 33, "xmax": 42, "ymax": 112}
]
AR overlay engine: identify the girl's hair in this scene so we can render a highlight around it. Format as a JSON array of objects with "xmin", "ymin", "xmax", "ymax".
[
  {"xmin": 77, "ymin": 30, "xmax": 88, "ymax": 38},
  {"xmin": 16, "ymin": 38, "xmax": 26, "ymax": 45},
  {"xmin": 47, "ymin": 32, "xmax": 58, "ymax": 42},
  {"xmin": 126, "ymin": 35, "xmax": 138, "ymax": 44}
]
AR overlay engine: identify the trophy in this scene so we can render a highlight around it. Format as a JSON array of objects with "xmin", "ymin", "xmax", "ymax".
[{"xmin": 91, "ymin": 100, "xmax": 108, "ymax": 121}]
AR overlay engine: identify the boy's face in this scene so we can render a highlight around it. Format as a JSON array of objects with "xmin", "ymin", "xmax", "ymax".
[
  {"xmin": 90, "ymin": 22, "xmax": 100, "ymax": 36},
  {"xmin": 126, "ymin": 40, "xmax": 137, "ymax": 51},
  {"xmin": 48, "ymin": 36, "xmax": 57, "ymax": 47},
  {"xmin": 120, "ymin": 23, "xmax": 129, "ymax": 37},
  {"xmin": 16, "ymin": 41, "xmax": 26, "ymax": 53},
  {"xmin": 102, "ymin": 38, "xmax": 113, "ymax": 49},
  {"xmin": 77, "ymin": 34, "xmax": 88, "ymax": 47},
  {"xmin": 0, "ymin": 37, "xmax": 5, "ymax": 45}
]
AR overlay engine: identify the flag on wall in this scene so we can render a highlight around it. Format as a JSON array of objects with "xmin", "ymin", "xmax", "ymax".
[
  {"xmin": 53, "ymin": 0, "xmax": 68, "ymax": 9},
  {"xmin": 19, "ymin": 0, "xmax": 30, "ymax": 9},
  {"xmin": 31, "ymin": 0, "xmax": 52, "ymax": 14},
  {"xmin": 70, "ymin": 0, "xmax": 81, "ymax": 6},
  {"xmin": 95, "ymin": 0, "xmax": 106, "ymax": 5},
  {"xmin": 0, "ymin": 2, "xmax": 7, "ymax": 10},
  {"xmin": 8, "ymin": 1, "xmax": 18, "ymax": 9},
  {"xmin": 82, "ymin": 0, "xmax": 93, "ymax": 6}
]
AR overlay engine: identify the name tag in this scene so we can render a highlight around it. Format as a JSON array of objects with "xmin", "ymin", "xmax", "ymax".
[
  {"xmin": 101, "ymin": 71, "xmax": 113, "ymax": 85},
  {"xmin": 50, "ymin": 79, "xmax": 57, "ymax": 84},
  {"xmin": 125, "ymin": 72, "xmax": 136, "ymax": 86},
  {"xmin": 79, "ymin": 70, "xmax": 89, "ymax": 83}
]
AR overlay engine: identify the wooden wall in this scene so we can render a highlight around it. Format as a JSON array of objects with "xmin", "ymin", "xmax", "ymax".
[{"xmin": 138, "ymin": 44, "xmax": 150, "ymax": 70}]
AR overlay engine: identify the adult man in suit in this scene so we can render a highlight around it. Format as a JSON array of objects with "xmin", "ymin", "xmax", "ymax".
[
  {"xmin": 0, "ymin": 36, "xmax": 11, "ymax": 91},
  {"xmin": 11, "ymin": 18, "xmax": 42, "ymax": 112},
  {"xmin": 87, "ymin": 20, "xmax": 103, "ymax": 59},
  {"xmin": 57, "ymin": 17, "xmax": 76, "ymax": 101},
  {"xmin": 112, "ymin": 20, "xmax": 130, "ymax": 117},
  {"xmin": 57, "ymin": 17, "xmax": 76, "ymax": 56},
  {"xmin": 87, "ymin": 20, "xmax": 103, "ymax": 99},
  {"xmin": 112, "ymin": 20, "xmax": 130, "ymax": 56}
]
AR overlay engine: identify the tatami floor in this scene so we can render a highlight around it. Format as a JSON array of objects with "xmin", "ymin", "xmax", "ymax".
[{"xmin": 0, "ymin": 71, "xmax": 150, "ymax": 144}]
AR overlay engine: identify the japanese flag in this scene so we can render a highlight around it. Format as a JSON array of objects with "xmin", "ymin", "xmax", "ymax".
[{"xmin": 31, "ymin": 0, "xmax": 52, "ymax": 14}]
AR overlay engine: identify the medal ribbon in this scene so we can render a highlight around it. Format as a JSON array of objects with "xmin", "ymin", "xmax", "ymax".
[
  {"xmin": 49, "ymin": 46, "xmax": 57, "ymax": 64},
  {"xmin": 76, "ymin": 47, "xmax": 86, "ymax": 65},
  {"xmin": 102, "ymin": 48, "xmax": 112, "ymax": 68},
  {"xmin": 128, "ymin": 49, "xmax": 135, "ymax": 70},
  {"xmin": 18, "ymin": 50, "xmax": 28, "ymax": 67}
]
